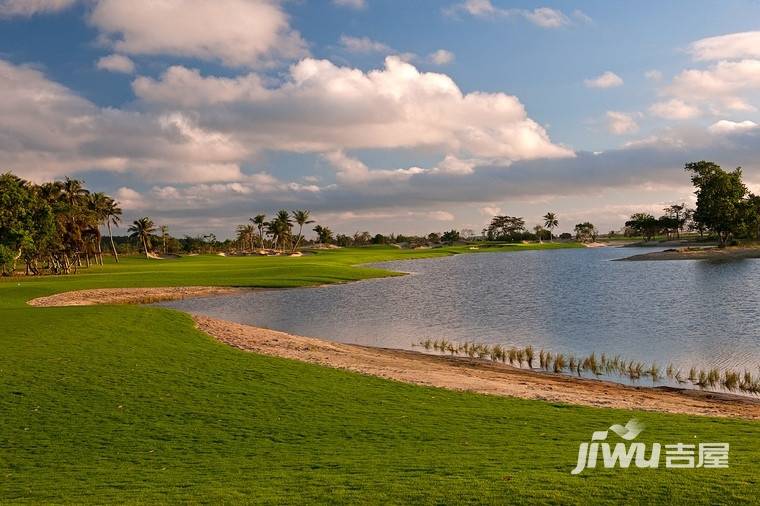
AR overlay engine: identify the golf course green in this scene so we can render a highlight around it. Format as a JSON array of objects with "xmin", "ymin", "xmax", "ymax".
[{"xmin": 1, "ymin": 245, "xmax": 758, "ymax": 504}]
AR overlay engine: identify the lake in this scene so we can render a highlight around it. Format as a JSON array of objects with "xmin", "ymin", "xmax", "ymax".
[{"xmin": 161, "ymin": 247, "xmax": 760, "ymax": 387}]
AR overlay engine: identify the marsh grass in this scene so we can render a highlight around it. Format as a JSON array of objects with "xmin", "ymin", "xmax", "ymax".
[{"xmin": 415, "ymin": 338, "xmax": 760, "ymax": 395}]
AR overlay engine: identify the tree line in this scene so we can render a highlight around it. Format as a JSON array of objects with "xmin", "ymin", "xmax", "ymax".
[
  {"xmin": 625, "ymin": 161, "xmax": 760, "ymax": 246},
  {"xmin": 0, "ymin": 173, "xmax": 122, "ymax": 275}
]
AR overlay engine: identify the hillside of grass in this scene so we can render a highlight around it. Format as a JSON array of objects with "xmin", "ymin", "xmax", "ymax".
[{"xmin": 1, "ymin": 245, "xmax": 758, "ymax": 504}]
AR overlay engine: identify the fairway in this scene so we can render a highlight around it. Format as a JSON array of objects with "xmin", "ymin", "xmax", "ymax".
[{"xmin": 1, "ymin": 247, "xmax": 758, "ymax": 504}]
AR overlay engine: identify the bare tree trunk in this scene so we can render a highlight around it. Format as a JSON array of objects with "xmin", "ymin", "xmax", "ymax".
[
  {"xmin": 292, "ymin": 225, "xmax": 304, "ymax": 253},
  {"xmin": 107, "ymin": 221, "xmax": 119, "ymax": 263}
]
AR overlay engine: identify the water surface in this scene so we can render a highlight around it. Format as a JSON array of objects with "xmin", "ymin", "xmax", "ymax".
[{"xmin": 162, "ymin": 247, "xmax": 760, "ymax": 379}]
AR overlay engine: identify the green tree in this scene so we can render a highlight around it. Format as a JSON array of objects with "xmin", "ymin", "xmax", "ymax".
[
  {"xmin": 574, "ymin": 222, "xmax": 597, "ymax": 243},
  {"xmin": 625, "ymin": 213, "xmax": 659, "ymax": 241},
  {"xmin": 0, "ymin": 173, "xmax": 53, "ymax": 275},
  {"xmin": 441, "ymin": 230, "xmax": 460, "ymax": 243},
  {"xmin": 685, "ymin": 161, "xmax": 748, "ymax": 246}
]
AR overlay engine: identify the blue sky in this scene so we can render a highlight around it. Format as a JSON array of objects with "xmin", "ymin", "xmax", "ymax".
[{"xmin": 2, "ymin": 0, "xmax": 760, "ymax": 236}]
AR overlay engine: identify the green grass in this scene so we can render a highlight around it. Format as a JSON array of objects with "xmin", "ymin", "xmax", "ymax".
[{"xmin": 1, "ymin": 244, "xmax": 758, "ymax": 504}]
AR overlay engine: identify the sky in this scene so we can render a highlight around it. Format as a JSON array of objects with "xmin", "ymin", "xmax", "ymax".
[{"xmin": 2, "ymin": 0, "xmax": 760, "ymax": 237}]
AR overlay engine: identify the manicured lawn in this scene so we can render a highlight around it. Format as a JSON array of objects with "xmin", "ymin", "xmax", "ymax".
[{"xmin": 1, "ymin": 245, "xmax": 758, "ymax": 504}]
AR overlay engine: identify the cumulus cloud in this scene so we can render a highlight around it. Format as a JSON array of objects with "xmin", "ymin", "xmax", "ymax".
[
  {"xmin": 88, "ymin": 0, "xmax": 307, "ymax": 68},
  {"xmin": 132, "ymin": 56, "xmax": 573, "ymax": 161},
  {"xmin": 649, "ymin": 99, "xmax": 701, "ymax": 119},
  {"xmin": 96, "ymin": 54, "xmax": 135, "ymax": 74},
  {"xmin": 0, "ymin": 58, "xmax": 253, "ymax": 183},
  {"xmin": 114, "ymin": 187, "xmax": 145, "ymax": 210},
  {"xmin": 322, "ymin": 151, "xmax": 479, "ymax": 184},
  {"xmin": 584, "ymin": 71, "xmax": 623, "ymax": 89},
  {"xmin": 664, "ymin": 59, "xmax": 760, "ymax": 113},
  {"xmin": 429, "ymin": 49, "xmax": 455, "ymax": 65},
  {"xmin": 0, "ymin": 0, "xmax": 75, "ymax": 17},
  {"xmin": 133, "ymin": 66, "xmax": 269, "ymax": 107},
  {"xmin": 332, "ymin": 0, "xmax": 366, "ymax": 8},
  {"xmin": 445, "ymin": 1, "xmax": 571, "ymax": 28},
  {"xmin": 688, "ymin": 31, "xmax": 760, "ymax": 61},
  {"xmin": 708, "ymin": 119, "xmax": 758, "ymax": 134},
  {"xmin": 339, "ymin": 35, "xmax": 391, "ymax": 54},
  {"xmin": 606, "ymin": 111, "xmax": 639, "ymax": 135}
]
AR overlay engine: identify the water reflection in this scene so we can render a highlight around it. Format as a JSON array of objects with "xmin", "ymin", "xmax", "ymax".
[{"xmin": 162, "ymin": 248, "xmax": 760, "ymax": 377}]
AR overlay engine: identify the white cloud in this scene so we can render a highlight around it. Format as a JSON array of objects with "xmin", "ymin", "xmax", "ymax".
[
  {"xmin": 708, "ymin": 119, "xmax": 758, "ymax": 134},
  {"xmin": 0, "ymin": 0, "xmax": 75, "ymax": 17},
  {"xmin": 523, "ymin": 7, "xmax": 569, "ymax": 28},
  {"xmin": 449, "ymin": 0, "xmax": 498, "ymax": 16},
  {"xmin": 339, "ymin": 35, "xmax": 391, "ymax": 54},
  {"xmin": 0, "ymin": 58, "xmax": 253, "ymax": 183},
  {"xmin": 664, "ymin": 59, "xmax": 760, "ymax": 113},
  {"xmin": 480, "ymin": 206, "xmax": 502, "ymax": 217},
  {"xmin": 332, "ymin": 0, "xmax": 366, "ymax": 8},
  {"xmin": 645, "ymin": 69, "xmax": 662, "ymax": 81},
  {"xmin": 323, "ymin": 151, "xmax": 427, "ymax": 184},
  {"xmin": 584, "ymin": 71, "xmax": 623, "ymax": 89},
  {"xmin": 321, "ymin": 151, "xmax": 479, "ymax": 184},
  {"xmin": 88, "ymin": 0, "xmax": 307, "ymax": 68},
  {"xmin": 648, "ymin": 99, "xmax": 701, "ymax": 119},
  {"xmin": 96, "ymin": 54, "xmax": 135, "ymax": 74},
  {"xmin": 133, "ymin": 66, "xmax": 269, "ymax": 107},
  {"xmin": 114, "ymin": 187, "xmax": 145, "ymax": 210},
  {"xmin": 606, "ymin": 111, "xmax": 639, "ymax": 135},
  {"xmin": 133, "ymin": 56, "xmax": 574, "ymax": 161},
  {"xmin": 689, "ymin": 31, "xmax": 760, "ymax": 61},
  {"xmin": 445, "ymin": 1, "xmax": 571, "ymax": 28},
  {"xmin": 434, "ymin": 155, "xmax": 475, "ymax": 175},
  {"xmin": 429, "ymin": 49, "xmax": 455, "ymax": 66}
]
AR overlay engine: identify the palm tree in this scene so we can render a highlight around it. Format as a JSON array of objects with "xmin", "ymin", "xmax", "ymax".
[
  {"xmin": 291, "ymin": 210, "xmax": 315, "ymax": 252},
  {"xmin": 313, "ymin": 225, "xmax": 333, "ymax": 245},
  {"xmin": 104, "ymin": 198, "xmax": 122, "ymax": 263},
  {"xmin": 271, "ymin": 210, "xmax": 292, "ymax": 252},
  {"xmin": 250, "ymin": 214, "xmax": 267, "ymax": 249},
  {"xmin": 87, "ymin": 192, "xmax": 112, "ymax": 265},
  {"xmin": 543, "ymin": 212, "xmax": 559, "ymax": 242},
  {"xmin": 60, "ymin": 177, "xmax": 90, "ymax": 265},
  {"xmin": 236, "ymin": 224, "xmax": 255, "ymax": 252},
  {"xmin": 128, "ymin": 217, "xmax": 156, "ymax": 258}
]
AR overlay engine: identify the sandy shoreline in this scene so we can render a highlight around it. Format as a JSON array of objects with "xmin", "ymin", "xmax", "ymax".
[
  {"xmin": 618, "ymin": 246, "xmax": 760, "ymax": 261},
  {"xmin": 27, "ymin": 286, "xmax": 243, "ymax": 307},
  {"xmin": 28, "ymin": 287, "xmax": 760, "ymax": 419}
]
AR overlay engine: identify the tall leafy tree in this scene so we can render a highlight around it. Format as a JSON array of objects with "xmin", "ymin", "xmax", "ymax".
[
  {"xmin": 686, "ymin": 161, "xmax": 748, "ymax": 246},
  {"xmin": 574, "ymin": 222, "xmax": 597, "ymax": 243},
  {"xmin": 625, "ymin": 213, "xmax": 659, "ymax": 241}
]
